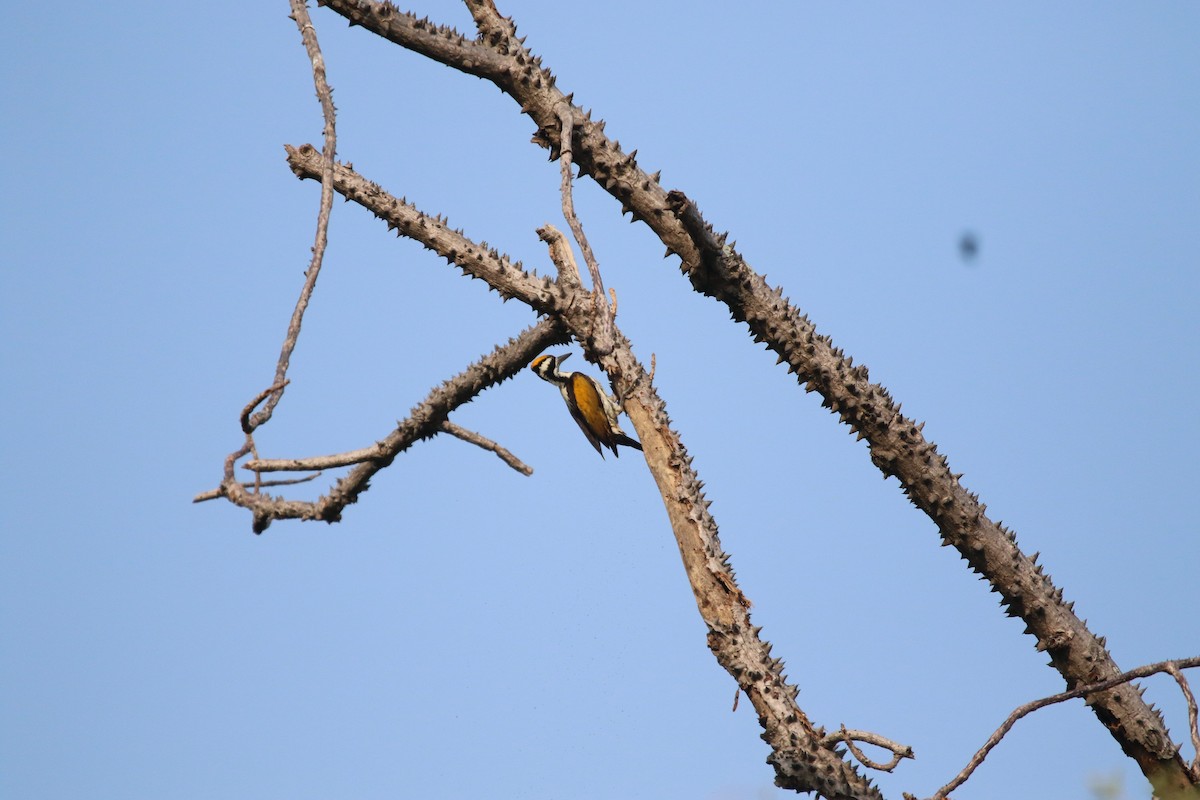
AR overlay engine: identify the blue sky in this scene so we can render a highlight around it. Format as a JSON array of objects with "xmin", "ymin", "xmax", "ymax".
[{"xmin": 2, "ymin": 2, "xmax": 1198, "ymax": 799}]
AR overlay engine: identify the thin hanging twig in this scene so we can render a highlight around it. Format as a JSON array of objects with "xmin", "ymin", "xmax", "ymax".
[{"xmin": 246, "ymin": 0, "xmax": 339, "ymax": 432}]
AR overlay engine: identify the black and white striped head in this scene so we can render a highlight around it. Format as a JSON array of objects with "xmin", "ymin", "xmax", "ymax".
[{"xmin": 530, "ymin": 352, "xmax": 571, "ymax": 384}]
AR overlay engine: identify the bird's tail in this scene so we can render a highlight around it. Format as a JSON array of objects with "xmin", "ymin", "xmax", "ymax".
[{"xmin": 614, "ymin": 432, "xmax": 643, "ymax": 453}]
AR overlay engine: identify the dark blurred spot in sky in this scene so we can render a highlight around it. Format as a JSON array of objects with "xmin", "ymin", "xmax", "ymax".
[{"xmin": 959, "ymin": 231, "xmax": 980, "ymax": 264}]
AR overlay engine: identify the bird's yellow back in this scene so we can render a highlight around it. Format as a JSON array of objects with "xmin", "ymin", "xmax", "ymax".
[{"xmin": 567, "ymin": 372, "xmax": 612, "ymax": 451}]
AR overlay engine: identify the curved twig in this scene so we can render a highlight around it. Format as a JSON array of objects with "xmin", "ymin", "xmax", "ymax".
[
  {"xmin": 246, "ymin": 0, "xmax": 339, "ymax": 432},
  {"xmin": 1166, "ymin": 663, "xmax": 1200, "ymax": 779},
  {"xmin": 240, "ymin": 380, "xmax": 290, "ymax": 434},
  {"xmin": 933, "ymin": 657, "xmax": 1200, "ymax": 799},
  {"xmin": 821, "ymin": 727, "xmax": 915, "ymax": 773}
]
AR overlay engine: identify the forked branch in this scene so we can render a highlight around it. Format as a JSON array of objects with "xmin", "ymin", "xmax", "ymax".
[
  {"xmin": 303, "ymin": 129, "xmax": 889, "ymax": 791},
  {"xmin": 209, "ymin": 318, "xmax": 566, "ymax": 530},
  {"xmin": 311, "ymin": 2, "xmax": 1194, "ymax": 793},
  {"xmin": 288, "ymin": 134, "xmax": 887, "ymax": 796},
  {"xmin": 201, "ymin": 4, "xmax": 1195, "ymax": 798}
]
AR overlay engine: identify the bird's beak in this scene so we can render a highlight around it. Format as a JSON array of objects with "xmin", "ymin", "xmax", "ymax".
[{"xmin": 558, "ymin": 353, "xmax": 572, "ymax": 364}]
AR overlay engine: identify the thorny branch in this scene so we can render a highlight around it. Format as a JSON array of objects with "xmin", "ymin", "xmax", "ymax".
[
  {"xmin": 285, "ymin": 140, "xmax": 882, "ymax": 800},
  {"xmin": 201, "ymin": 3, "xmax": 1198, "ymax": 799},
  {"xmin": 309, "ymin": 1, "xmax": 1196, "ymax": 795},
  {"xmin": 206, "ymin": 317, "xmax": 567, "ymax": 530}
]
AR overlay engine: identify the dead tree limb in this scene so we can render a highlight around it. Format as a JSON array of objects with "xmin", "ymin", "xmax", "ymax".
[
  {"xmin": 310, "ymin": 2, "xmax": 1195, "ymax": 794},
  {"xmin": 215, "ymin": 317, "xmax": 567, "ymax": 531},
  {"xmin": 285, "ymin": 142, "xmax": 883, "ymax": 799}
]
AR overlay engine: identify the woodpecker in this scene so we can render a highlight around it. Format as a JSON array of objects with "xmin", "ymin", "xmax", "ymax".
[{"xmin": 530, "ymin": 353, "xmax": 643, "ymax": 458}]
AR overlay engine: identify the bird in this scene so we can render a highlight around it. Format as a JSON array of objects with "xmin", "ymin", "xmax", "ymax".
[
  {"xmin": 530, "ymin": 353, "xmax": 643, "ymax": 458},
  {"xmin": 959, "ymin": 230, "xmax": 980, "ymax": 264}
]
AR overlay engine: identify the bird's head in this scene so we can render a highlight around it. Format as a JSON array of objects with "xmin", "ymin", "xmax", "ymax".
[{"xmin": 530, "ymin": 352, "xmax": 571, "ymax": 383}]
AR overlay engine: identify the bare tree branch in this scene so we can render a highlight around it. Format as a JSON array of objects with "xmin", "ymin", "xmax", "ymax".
[
  {"xmin": 240, "ymin": 420, "xmax": 531, "ymax": 476},
  {"xmin": 929, "ymin": 657, "xmax": 1200, "ymax": 800},
  {"xmin": 1166, "ymin": 663, "xmax": 1200, "ymax": 780},
  {"xmin": 293, "ymin": 132, "xmax": 887, "ymax": 796},
  {"xmin": 310, "ymin": 2, "xmax": 1195, "ymax": 794},
  {"xmin": 243, "ymin": 448, "xmax": 383, "ymax": 473},
  {"xmin": 536, "ymin": 223, "xmax": 581, "ymax": 289},
  {"xmin": 240, "ymin": 379, "xmax": 289, "ymax": 434},
  {"xmin": 285, "ymin": 144, "xmax": 563, "ymax": 311},
  {"xmin": 821, "ymin": 727, "xmax": 915, "ymax": 773},
  {"xmin": 591, "ymin": 322, "xmax": 878, "ymax": 800},
  {"xmin": 193, "ymin": 471, "xmax": 323, "ymax": 503},
  {"xmin": 203, "ymin": 5, "xmax": 1196, "ymax": 798},
  {"xmin": 247, "ymin": 0, "xmax": 340, "ymax": 432},
  {"xmin": 440, "ymin": 420, "xmax": 532, "ymax": 475},
  {"xmin": 219, "ymin": 318, "xmax": 567, "ymax": 531},
  {"xmin": 556, "ymin": 102, "xmax": 614, "ymax": 354}
]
